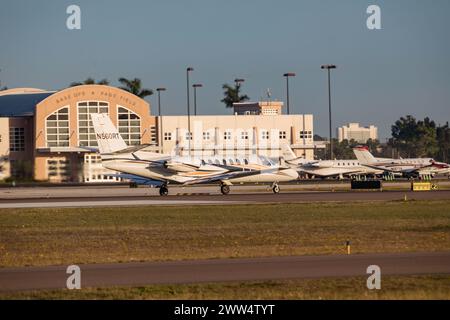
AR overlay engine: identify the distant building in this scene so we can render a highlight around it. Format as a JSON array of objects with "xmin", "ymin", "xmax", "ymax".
[
  {"xmin": 233, "ymin": 101, "xmax": 283, "ymax": 115},
  {"xmin": 158, "ymin": 114, "xmax": 317, "ymax": 159},
  {"xmin": 337, "ymin": 123, "xmax": 378, "ymax": 143}
]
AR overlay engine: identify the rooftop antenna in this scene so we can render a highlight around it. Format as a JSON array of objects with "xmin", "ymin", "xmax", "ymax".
[{"xmin": 266, "ymin": 88, "xmax": 272, "ymax": 106}]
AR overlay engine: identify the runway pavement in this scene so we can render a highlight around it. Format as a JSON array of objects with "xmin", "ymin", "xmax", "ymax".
[
  {"xmin": 0, "ymin": 189, "xmax": 449, "ymax": 208},
  {"xmin": 1, "ymin": 252, "xmax": 449, "ymax": 292}
]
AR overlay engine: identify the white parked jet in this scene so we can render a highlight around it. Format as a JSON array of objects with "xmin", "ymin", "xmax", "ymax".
[
  {"xmin": 90, "ymin": 113, "xmax": 299, "ymax": 195},
  {"xmin": 353, "ymin": 146, "xmax": 450, "ymax": 179},
  {"xmin": 281, "ymin": 144, "xmax": 383, "ymax": 179}
]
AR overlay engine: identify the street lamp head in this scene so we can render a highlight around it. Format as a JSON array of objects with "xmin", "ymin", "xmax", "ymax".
[
  {"xmin": 321, "ymin": 64, "xmax": 337, "ymax": 70},
  {"xmin": 193, "ymin": 83, "xmax": 203, "ymax": 88},
  {"xmin": 234, "ymin": 78, "xmax": 245, "ymax": 84},
  {"xmin": 156, "ymin": 87, "xmax": 166, "ymax": 92},
  {"xmin": 283, "ymin": 72, "xmax": 296, "ymax": 77},
  {"xmin": 187, "ymin": 67, "xmax": 194, "ymax": 72}
]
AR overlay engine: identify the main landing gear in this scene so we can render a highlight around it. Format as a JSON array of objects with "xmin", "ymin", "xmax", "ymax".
[
  {"xmin": 272, "ymin": 183, "xmax": 280, "ymax": 194},
  {"xmin": 220, "ymin": 184, "xmax": 230, "ymax": 195},
  {"xmin": 159, "ymin": 185, "xmax": 169, "ymax": 196}
]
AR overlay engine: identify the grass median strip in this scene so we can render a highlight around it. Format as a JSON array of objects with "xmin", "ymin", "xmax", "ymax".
[
  {"xmin": 2, "ymin": 275, "xmax": 450, "ymax": 300},
  {"xmin": 0, "ymin": 200, "xmax": 450, "ymax": 268}
]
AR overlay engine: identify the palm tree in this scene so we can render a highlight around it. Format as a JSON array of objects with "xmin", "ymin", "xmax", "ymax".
[
  {"xmin": 221, "ymin": 83, "xmax": 249, "ymax": 108},
  {"xmin": 118, "ymin": 77, "xmax": 153, "ymax": 98},
  {"xmin": 70, "ymin": 78, "xmax": 109, "ymax": 87}
]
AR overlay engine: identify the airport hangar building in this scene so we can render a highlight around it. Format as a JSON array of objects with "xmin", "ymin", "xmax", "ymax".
[{"xmin": 0, "ymin": 85, "xmax": 318, "ymax": 183}]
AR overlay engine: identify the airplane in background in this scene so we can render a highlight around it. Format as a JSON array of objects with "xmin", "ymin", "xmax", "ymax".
[
  {"xmin": 353, "ymin": 146, "xmax": 450, "ymax": 179},
  {"xmin": 90, "ymin": 113, "xmax": 299, "ymax": 195},
  {"xmin": 281, "ymin": 144, "xmax": 383, "ymax": 179}
]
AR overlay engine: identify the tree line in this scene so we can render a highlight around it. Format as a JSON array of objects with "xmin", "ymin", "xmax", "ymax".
[{"xmin": 315, "ymin": 115, "xmax": 450, "ymax": 162}]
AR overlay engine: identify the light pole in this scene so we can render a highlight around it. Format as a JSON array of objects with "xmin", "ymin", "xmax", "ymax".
[
  {"xmin": 321, "ymin": 64, "xmax": 337, "ymax": 160},
  {"xmin": 156, "ymin": 87, "xmax": 166, "ymax": 153},
  {"xmin": 234, "ymin": 78, "xmax": 245, "ymax": 102},
  {"xmin": 186, "ymin": 67, "xmax": 194, "ymax": 157},
  {"xmin": 283, "ymin": 73, "xmax": 296, "ymax": 115},
  {"xmin": 192, "ymin": 83, "xmax": 203, "ymax": 116}
]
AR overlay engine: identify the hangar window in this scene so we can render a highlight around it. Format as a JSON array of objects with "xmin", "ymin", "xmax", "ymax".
[
  {"xmin": 78, "ymin": 101, "xmax": 109, "ymax": 147},
  {"xmin": 9, "ymin": 127, "xmax": 26, "ymax": 151},
  {"xmin": 46, "ymin": 107, "xmax": 69, "ymax": 147},
  {"xmin": 118, "ymin": 106, "xmax": 141, "ymax": 146}
]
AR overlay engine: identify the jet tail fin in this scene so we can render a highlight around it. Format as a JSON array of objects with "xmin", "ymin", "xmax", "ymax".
[
  {"xmin": 281, "ymin": 143, "xmax": 297, "ymax": 161},
  {"xmin": 90, "ymin": 113, "xmax": 128, "ymax": 154},
  {"xmin": 353, "ymin": 146, "xmax": 377, "ymax": 164}
]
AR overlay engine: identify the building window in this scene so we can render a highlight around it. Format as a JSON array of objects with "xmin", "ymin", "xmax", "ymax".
[
  {"xmin": 185, "ymin": 132, "xmax": 192, "ymax": 140},
  {"xmin": 78, "ymin": 101, "xmax": 109, "ymax": 147},
  {"xmin": 224, "ymin": 131, "xmax": 232, "ymax": 140},
  {"xmin": 299, "ymin": 131, "xmax": 313, "ymax": 139},
  {"xmin": 46, "ymin": 107, "xmax": 69, "ymax": 147},
  {"xmin": 262, "ymin": 109, "xmax": 277, "ymax": 115},
  {"xmin": 150, "ymin": 126, "xmax": 157, "ymax": 143},
  {"xmin": 241, "ymin": 131, "xmax": 249, "ymax": 140},
  {"xmin": 9, "ymin": 127, "xmax": 25, "ymax": 151},
  {"xmin": 203, "ymin": 132, "xmax": 210, "ymax": 140},
  {"xmin": 279, "ymin": 131, "xmax": 286, "ymax": 139},
  {"xmin": 164, "ymin": 132, "xmax": 172, "ymax": 141},
  {"xmin": 46, "ymin": 158, "xmax": 71, "ymax": 182},
  {"xmin": 118, "ymin": 106, "xmax": 141, "ymax": 146},
  {"xmin": 261, "ymin": 130, "xmax": 269, "ymax": 140}
]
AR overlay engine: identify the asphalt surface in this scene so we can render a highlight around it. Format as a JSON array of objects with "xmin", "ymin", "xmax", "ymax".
[
  {"xmin": 0, "ymin": 190, "xmax": 449, "ymax": 208},
  {"xmin": 1, "ymin": 252, "xmax": 449, "ymax": 292}
]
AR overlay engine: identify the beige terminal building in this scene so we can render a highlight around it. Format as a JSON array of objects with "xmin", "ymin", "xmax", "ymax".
[
  {"xmin": 0, "ymin": 85, "xmax": 318, "ymax": 183},
  {"xmin": 337, "ymin": 123, "xmax": 378, "ymax": 143}
]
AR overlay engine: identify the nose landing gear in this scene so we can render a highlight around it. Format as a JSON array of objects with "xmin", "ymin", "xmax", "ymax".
[
  {"xmin": 272, "ymin": 183, "xmax": 280, "ymax": 194},
  {"xmin": 159, "ymin": 185, "xmax": 169, "ymax": 196}
]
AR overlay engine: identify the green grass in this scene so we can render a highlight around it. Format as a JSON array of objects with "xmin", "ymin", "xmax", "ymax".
[
  {"xmin": 2, "ymin": 275, "xmax": 450, "ymax": 300},
  {"xmin": 1, "ymin": 200, "xmax": 450, "ymax": 268}
]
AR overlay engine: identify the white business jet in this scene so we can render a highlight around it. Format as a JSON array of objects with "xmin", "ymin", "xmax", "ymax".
[{"xmin": 90, "ymin": 113, "xmax": 299, "ymax": 195}]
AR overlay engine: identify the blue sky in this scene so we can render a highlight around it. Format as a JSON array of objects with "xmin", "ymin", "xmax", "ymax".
[{"xmin": 1, "ymin": 0, "xmax": 449, "ymax": 140}]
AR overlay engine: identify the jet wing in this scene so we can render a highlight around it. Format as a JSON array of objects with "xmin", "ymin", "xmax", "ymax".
[{"xmin": 103, "ymin": 173, "xmax": 165, "ymax": 186}]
